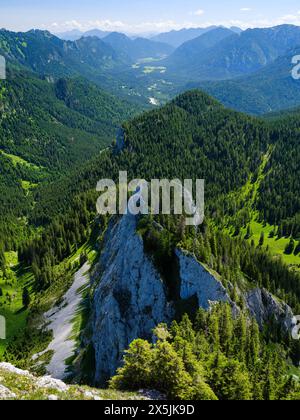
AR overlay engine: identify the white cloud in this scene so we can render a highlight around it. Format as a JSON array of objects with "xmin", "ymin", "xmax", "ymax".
[
  {"xmin": 194, "ymin": 9, "xmax": 205, "ymax": 16},
  {"xmin": 240, "ymin": 8, "xmax": 252, "ymax": 12},
  {"xmin": 50, "ymin": 19, "xmax": 207, "ymax": 34},
  {"xmin": 48, "ymin": 11, "xmax": 300, "ymax": 36}
]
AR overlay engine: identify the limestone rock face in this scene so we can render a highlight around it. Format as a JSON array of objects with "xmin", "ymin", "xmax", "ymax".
[
  {"xmin": 92, "ymin": 214, "xmax": 173, "ymax": 385},
  {"xmin": 92, "ymin": 215, "xmax": 294, "ymax": 385},
  {"xmin": 246, "ymin": 288, "xmax": 294, "ymax": 331},
  {"xmin": 176, "ymin": 249, "xmax": 232, "ymax": 310}
]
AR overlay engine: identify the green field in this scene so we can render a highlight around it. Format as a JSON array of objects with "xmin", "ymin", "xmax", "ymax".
[
  {"xmin": 0, "ymin": 252, "xmax": 32, "ymax": 357},
  {"xmin": 241, "ymin": 219, "xmax": 300, "ymax": 269},
  {"xmin": 0, "ymin": 150, "xmax": 41, "ymax": 171},
  {"xmin": 219, "ymin": 149, "xmax": 300, "ymax": 270}
]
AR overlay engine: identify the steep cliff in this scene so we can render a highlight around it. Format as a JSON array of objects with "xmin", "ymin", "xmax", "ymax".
[
  {"xmin": 92, "ymin": 214, "xmax": 294, "ymax": 385},
  {"xmin": 92, "ymin": 215, "xmax": 235, "ymax": 384},
  {"xmin": 92, "ymin": 214, "xmax": 174, "ymax": 384},
  {"xmin": 246, "ymin": 288, "xmax": 294, "ymax": 331},
  {"xmin": 176, "ymin": 249, "xmax": 233, "ymax": 310}
]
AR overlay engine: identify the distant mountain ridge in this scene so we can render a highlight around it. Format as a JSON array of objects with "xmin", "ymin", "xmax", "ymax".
[
  {"xmin": 164, "ymin": 27, "xmax": 235, "ymax": 68},
  {"xmin": 151, "ymin": 26, "xmax": 242, "ymax": 47},
  {"xmin": 102, "ymin": 32, "xmax": 174, "ymax": 61},
  {"xmin": 164, "ymin": 24, "xmax": 300, "ymax": 81},
  {"xmin": 57, "ymin": 25, "xmax": 242, "ymax": 46},
  {"xmin": 0, "ymin": 29, "xmax": 126, "ymax": 77},
  {"xmin": 57, "ymin": 29, "xmax": 110, "ymax": 41},
  {"xmin": 185, "ymin": 45, "xmax": 300, "ymax": 115}
]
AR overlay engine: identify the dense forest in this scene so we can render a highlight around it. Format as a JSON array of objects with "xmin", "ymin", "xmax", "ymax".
[
  {"xmin": 1, "ymin": 64, "xmax": 300, "ymax": 398},
  {"xmin": 111, "ymin": 307, "xmax": 300, "ymax": 400},
  {"xmin": 0, "ymin": 65, "xmax": 138, "ymax": 249},
  {"xmin": 13, "ymin": 90, "xmax": 300, "ymax": 298}
]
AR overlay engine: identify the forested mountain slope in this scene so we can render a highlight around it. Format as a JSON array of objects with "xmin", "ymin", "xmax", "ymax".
[
  {"xmin": 102, "ymin": 32, "xmax": 174, "ymax": 61},
  {"xmin": 1, "ymin": 89, "xmax": 299, "ymax": 399},
  {"xmin": 164, "ymin": 27, "xmax": 235, "ymax": 69},
  {"xmin": 0, "ymin": 29, "xmax": 126, "ymax": 78},
  {"xmin": 25, "ymin": 90, "xmax": 299, "ymax": 234},
  {"xmin": 151, "ymin": 26, "xmax": 219, "ymax": 48},
  {"xmin": 188, "ymin": 46, "xmax": 300, "ymax": 115},
  {"xmin": 29, "ymin": 90, "xmax": 300, "ymax": 258},
  {"xmin": 0, "ymin": 66, "xmax": 138, "ymax": 248},
  {"xmin": 164, "ymin": 25, "xmax": 300, "ymax": 81}
]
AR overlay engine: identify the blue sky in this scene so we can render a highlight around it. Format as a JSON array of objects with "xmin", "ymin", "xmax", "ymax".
[{"xmin": 1, "ymin": 0, "xmax": 300, "ymax": 34}]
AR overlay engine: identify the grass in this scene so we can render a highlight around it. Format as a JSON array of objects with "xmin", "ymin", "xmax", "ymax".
[
  {"xmin": 19, "ymin": 226, "xmax": 102, "ymax": 373},
  {"xmin": 0, "ymin": 366, "xmax": 145, "ymax": 400},
  {"xmin": 0, "ymin": 150, "xmax": 41, "ymax": 171},
  {"xmin": 0, "ymin": 252, "xmax": 33, "ymax": 357},
  {"xmin": 21, "ymin": 180, "xmax": 38, "ymax": 193},
  {"xmin": 288, "ymin": 365, "xmax": 300, "ymax": 382},
  {"xmin": 240, "ymin": 219, "xmax": 300, "ymax": 269},
  {"xmin": 217, "ymin": 147, "xmax": 300, "ymax": 271}
]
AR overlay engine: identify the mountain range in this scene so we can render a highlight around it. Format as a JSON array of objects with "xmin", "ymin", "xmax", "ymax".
[
  {"xmin": 192, "ymin": 46, "xmax": 300, "ymax": 114},
  {"xmin": 1, "ymin": 23, "xmax": 300, "ymax": 401},
  {"xmin": 3, "ymin": 24, "xmax": 300, "ymax": 115},
  {"xmin": 57, "ymin": 25, "xmax": 243, "ymax": 46},
  {"xmin": 163, "ymin": 24, "xmax": 300, "ymax": 81},
  {"xmin": 151, "ymin": 25, "xmax": 242, "ymax": 47},
  {"xmin": 57, "ymin": 28, "xmax": 111, "ymax": 41},
  {"xmin": 102, "ymin": 32, "xmax": 174, "ymax": 61}
]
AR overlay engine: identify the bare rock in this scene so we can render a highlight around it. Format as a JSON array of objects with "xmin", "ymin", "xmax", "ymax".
[
  {"xmin": 0, "ymin": 384, "xmax": 16, "ymax": 400},
  {"xmin": 0, "ymin": 363, "xmax": 33, "ymax": 378},
  {"xmin": 36, "ymin": 376, "xmax": 69, "ymax": 392},
  {"xmin": 246, "ymin": 288, "xmax": 294, "ymax": 332}
]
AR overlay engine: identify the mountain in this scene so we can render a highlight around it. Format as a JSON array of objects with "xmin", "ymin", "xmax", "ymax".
[
  {"xmin": 230, "ymin": 26, "xmax": 243, "ymax": 34},
  {"xmin": 11, "ymin": 90, "xmax": 299, "ymax": 393},
  {"xmin": 0, "ymin": 29, "xmax": 127, "ymax": 80},
  {"xmin": 165, "ymin": 24, "xmax": 300, "ymax": 81},
  {"xmin": 30, "ymin": 89, "xmax": 300, "ymax": 244},
  {"xmin": 83, "ymin": 29, "xmax": 111, "ymax": 39},
  {"xmin": 1, "ymin": 25, "xmax": 300, "ymax": 401},
  {"xmin": 102, "ymin": 32, "xmax": 174, "ymax": 61},
  {"xmin": 151, "ymin": 26, "xmax": 219, "ymax": 47},
  {"xmin": 1, "ymin": 86, "xmax": 300, "ymax": 398},
  {"xmin": 57, "ymin": 29, "xmax": 110, "ymax": 41},
  {"xmin": 56, "ymin": 29, "xmax": 83, "ymax": 41},
  {"xmin": 185, "ymin": 46, "xmax": 300, "ymax": 115},
  {"xmin": 164, "ymin": 27, "xmax": 235, "ymax": 69},
  {"xmin": 0, "ymin": 29, "xmax": 173, "ymax": 104},
  {"xmin": 0, "ymin": 66, "xmax": 138, "ymax": 245}
]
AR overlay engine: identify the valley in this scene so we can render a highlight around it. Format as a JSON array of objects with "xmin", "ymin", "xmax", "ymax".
[{"xmin": 0, "ymin": 20, "xmax": 300, "ymax": 401}]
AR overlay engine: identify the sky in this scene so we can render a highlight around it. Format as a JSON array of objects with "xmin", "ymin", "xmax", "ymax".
[{"xmin": 1, "ymin": 0, "xmax": 300, "ymax": 34}]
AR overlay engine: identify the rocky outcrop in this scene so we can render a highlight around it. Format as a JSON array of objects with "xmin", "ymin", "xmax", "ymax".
[
  {"xmin": 92, "ymin": 214, "xmax": 174, "ymax": 385},
  {"xmin": 32, "ymin": 262, "xmax": 91, "ymax": 380},
  {"xmin": 0, "ymin": 385, "xmax": 16, "ymax": 400},
  {"xmin": 92, "ymin": 216, "xmax": 238, "ymax": 385},
  {"xmin": 176, "ymin": 249, "xmax": 232, "ymax": 310},
  {"xmin": 246, "ymin": 288, "xmax": 294, "ymax": 331},
  {"xmin": 92, "ymin": 214, "xmax": 294, "ymax": 385},
  {"xmin": 0, "ymin": 363, "xmax": 144, "ymax": 400}
]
